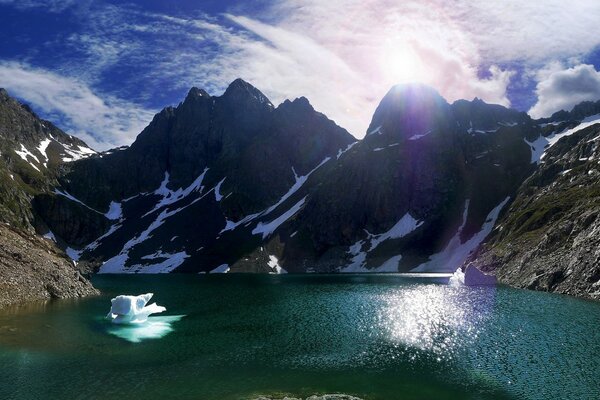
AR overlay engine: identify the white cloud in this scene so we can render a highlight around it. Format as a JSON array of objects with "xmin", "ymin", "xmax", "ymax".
[
  {"xmin": 529, "ymin": 64, "xmax": 600, "ymax": 119},
  {"xmin": 0, "ymin": 62, "xmax": 155, "ymax": 150},
  {"xmin": 3, "ymin": 0, "xmax": 600, "ymax": 142}
]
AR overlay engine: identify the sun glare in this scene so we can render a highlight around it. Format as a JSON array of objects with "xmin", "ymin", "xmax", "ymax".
[{"xmin": 381, "ymin": 40, "xmax": 424, "ymax": 85}]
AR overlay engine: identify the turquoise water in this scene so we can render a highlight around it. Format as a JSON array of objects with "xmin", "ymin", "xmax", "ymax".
[{"xmin": 0, "ymin": 274, "xmax": 599, "ymax": 400}]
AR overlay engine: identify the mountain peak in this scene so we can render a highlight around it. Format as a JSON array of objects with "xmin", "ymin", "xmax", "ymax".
[
  {"xmin": 186, "ymin": 87, "xmax": 210, "ymax": 100},
  {"xmin": 223, "ymin": 78, "xmax": 273, "ymax": 107},
  {"xmin": 366, "ymin": 83, "xmax": 450, "ymax": 137},
  {"xmin": 0, "ymin": 88, "xmax": 8, "ymax": 99}
]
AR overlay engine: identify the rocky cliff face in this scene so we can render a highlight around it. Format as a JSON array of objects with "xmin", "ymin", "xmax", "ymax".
[
  {"xmin": 0, "ymin": 88, "xmax": 98, "ymax": 306},
  {"xmin": 39, "ymin": 81, "xmax": 542, "ymax": 277},
  {"xmin": 469, "ymin": 113, "xmax": 600, "ymax": 300}
]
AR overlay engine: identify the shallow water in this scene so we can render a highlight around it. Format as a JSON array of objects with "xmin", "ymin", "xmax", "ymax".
[{"xmin": 0, "ymin": 274, "xmax": 598, "ymax": 400}]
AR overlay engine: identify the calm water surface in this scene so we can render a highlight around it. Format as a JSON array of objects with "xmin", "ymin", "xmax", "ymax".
[{"xmin": 0, "ymin": 274, "xmax": 599, "ymax": 400}]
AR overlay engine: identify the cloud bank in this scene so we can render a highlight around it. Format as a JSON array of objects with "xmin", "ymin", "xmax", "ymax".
[
  {"xmin": 2, "ymin": 0, "xmax": 600, "ymax": 145},
  {"xmin": 529, "ymin": 64, "xmax": 600, "ymax": 119},
  {"xmin": 0, "ymin": 62, "xmax": 155, "ymax": 150}
]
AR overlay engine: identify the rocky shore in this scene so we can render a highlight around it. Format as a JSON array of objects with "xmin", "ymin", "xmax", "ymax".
[{"xmin": 0, "ymin": 224, "xmax": 98, "ymax": 308}]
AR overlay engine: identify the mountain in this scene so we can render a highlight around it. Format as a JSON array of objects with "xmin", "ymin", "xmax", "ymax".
[
  {"xmin": 2, "ymin": 78, "xmax": 599, "ymax": 301},
  {"xmin": 0, "ymin": 88, "xmax": 99, "ymax": 305},
  {"xmin": 468, "ymin": 112, "xmax": 600, "ymax": 300},
  {"xmin": 36, "ymin": 79, "xmax": 356, "ymax": 272},
  {"xmin": 33, "ymin": 80, "xmax": 545, "ymax": 277}
]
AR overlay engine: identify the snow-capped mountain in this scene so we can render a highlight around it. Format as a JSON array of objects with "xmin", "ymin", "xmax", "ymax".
[
  {"xmin": 0, "ymin": 88, "xmax": 96, "ymax": 229},
  {"xmin": 2, "ymin": 79, "xmax": 599, "ymax": 299}
]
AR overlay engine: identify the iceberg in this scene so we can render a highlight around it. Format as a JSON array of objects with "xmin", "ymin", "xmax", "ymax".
[
  {"xmin": 106, "ymin": 293, "xmax": 166, "ymax": 324},
  {"xmin": 449, "ymin": 264, "xmax": 497, "ymax": 286}
]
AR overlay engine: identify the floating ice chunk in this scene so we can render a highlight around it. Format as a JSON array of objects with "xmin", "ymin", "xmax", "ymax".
[
  {"xmin": 449, "ymin": 265, "xmax": 496, "ymax": 286},
  {"xmin": 448, "ymin": 268, "xmax": 465, "ymax": 286},
  {"xmin": 106, "ymin": 293, "xmax": 166, "ymax": 324}
]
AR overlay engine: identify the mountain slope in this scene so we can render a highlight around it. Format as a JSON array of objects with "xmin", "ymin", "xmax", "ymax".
[
  {"xmin": 469, "ymin": 116, "xmax": 600, "ymax": 300},
  {"xmin": 272, "ymin": 84, "xmax": 536, "ymax": 273},
  {"xmin": 43, "ymin": 81, "xmax": 543, "ymax": 275},
  {"xmin": 0, "ymin": 89, "xmax": 99, "ymax": 306},
  {"xmin": 0, "ymin": 88, "xmax": 96, "ymax": 229},
  {"xmin": 42, "ymin": 79, "xmax": 356, "ymax": 272}
]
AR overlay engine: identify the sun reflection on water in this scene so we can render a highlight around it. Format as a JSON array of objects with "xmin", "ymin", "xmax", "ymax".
[{"xmin": 376, "ymin": 285, "xmax": 496, "ymax": 360}]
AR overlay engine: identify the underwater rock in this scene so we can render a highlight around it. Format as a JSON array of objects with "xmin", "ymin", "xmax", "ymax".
[{"xmin": 106, "ymin": 293, "xmax": 165, "ymax": 324}]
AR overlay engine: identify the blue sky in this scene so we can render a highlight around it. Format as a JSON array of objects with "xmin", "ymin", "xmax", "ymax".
[{"xmin": 1, "ymin": 0, "xmax": 600, "ymax": 150}]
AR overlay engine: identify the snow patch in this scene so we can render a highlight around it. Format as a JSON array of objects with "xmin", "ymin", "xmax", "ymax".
[
  {"xmin": 55, "ymin": 189, "xmax": 103, "ymax": 215},
  {"xmin": 408, "ymin": 130, "xmax": 432, "ymax": 140},
  {"xmin": 268, "ymin": 255, "xmax": 287, "ymax": 274},
  {"xmin": 15, "ymin": 144, "xmax": 41, "ymax": 171},
  {"xmin": 61, "ymin": 143, "xmax": 96, "ymax": 162},
  {"xmin": 144, "ymin": 168, "xmax": 208, "ymax": 216},
  {"xmin": 105, "ymin": 201, "xmax": 122, "ymax": 220},
  {"xmin": 368, "ymin": 125, "xmax": 383, "ymax": 135},
  {"xmin": 526, "ymin": 114, "xmax": 600, "ymax": 164},
  {"xmin": 337, "ymin": 141, "xmax": 358, "ymax": 159},
  {"xmin": 341, "ymin": 240, "xmax": 368, "ymax": 272},
  {"xmin": 210, "ymin": 264, "xmax": 230, "ymax": 273},
  {"xmin": 263, "ymin": 158, "xmax": 329, "ymax": 217},
  {"xmin": 412, "ymin": 197, "xmax": 510, "ymax": 273},
  {"xmin": 43, "ymin": 230, "xmax": 56, "ymax": 242},
  {"xmin": 214, "ymin": 178, "xmax": 226, "ymax": 201},
  {"xmin": 252, "ymin": 197, "xmax": 306, "ymax": 239},
  {"xmin": 99, "ymin": 187, "xmax": 214, "ymax": 273},
  {"xmin": 66, "ymin": 247, "xmax": 82, "ymax": 262},
  {"xmin": 131, "ymin": 251, "xmax": 189, "ymax": 273},
  {"xmin": 37, "ymin": 139, "xmax": 51, "ymax": 167},
  {"xmin": 368, "ymin": 213, "xmax": 423, "ymax": 251}
]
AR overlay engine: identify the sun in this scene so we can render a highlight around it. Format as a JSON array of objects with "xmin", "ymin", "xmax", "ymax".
[{"xmin": 380, "ymin": 40, "xmax": 424, "ymax": 84}]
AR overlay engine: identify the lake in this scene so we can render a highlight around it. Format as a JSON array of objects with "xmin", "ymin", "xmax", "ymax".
[{"xmin": 0, "ymin": 274, "xmax": 599, "ymax": 400}]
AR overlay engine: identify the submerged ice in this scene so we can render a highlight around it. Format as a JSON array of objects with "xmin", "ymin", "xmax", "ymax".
[{"xmin": 106, "ymin": 293, "xmax": 166, "ymax": 324}]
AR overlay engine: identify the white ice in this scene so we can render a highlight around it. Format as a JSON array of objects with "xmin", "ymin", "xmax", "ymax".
[
  {"xmin": 449, "ymin": 265, "xmax": 497, "ymax": 286},
  {"xmin": 106, "ymin": 293, "xmax": 166, "ymax": 324}
]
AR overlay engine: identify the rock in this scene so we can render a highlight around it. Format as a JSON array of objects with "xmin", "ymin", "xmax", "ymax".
[
  {"xmin": 463, "ymin": 264, "xmax": 497, "ymax": 286},
  {"xmin": 469, "ymin": 119, "xmax": 600, "ymax": 300},
  {"xmin": 0, "ymin": 224, "xmax": 98, "ymax": 308}
]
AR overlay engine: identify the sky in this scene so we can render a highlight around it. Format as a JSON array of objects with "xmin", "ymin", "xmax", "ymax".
[{"xmin": 1, "ymin": 0, "xmax": 600, "ymax": 150}]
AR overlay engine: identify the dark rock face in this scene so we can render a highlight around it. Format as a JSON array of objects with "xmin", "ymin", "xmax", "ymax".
[
  {"xmin": 48, "ymin": 81, "xmax": 538, "ymax": 277},
  {"xmin": 279, "ymin": 85, "xmax": 535, "ymax": 272},
  {"xmin": 469, "ymin": 122, "xmax": 600, "ymax": 300}
]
